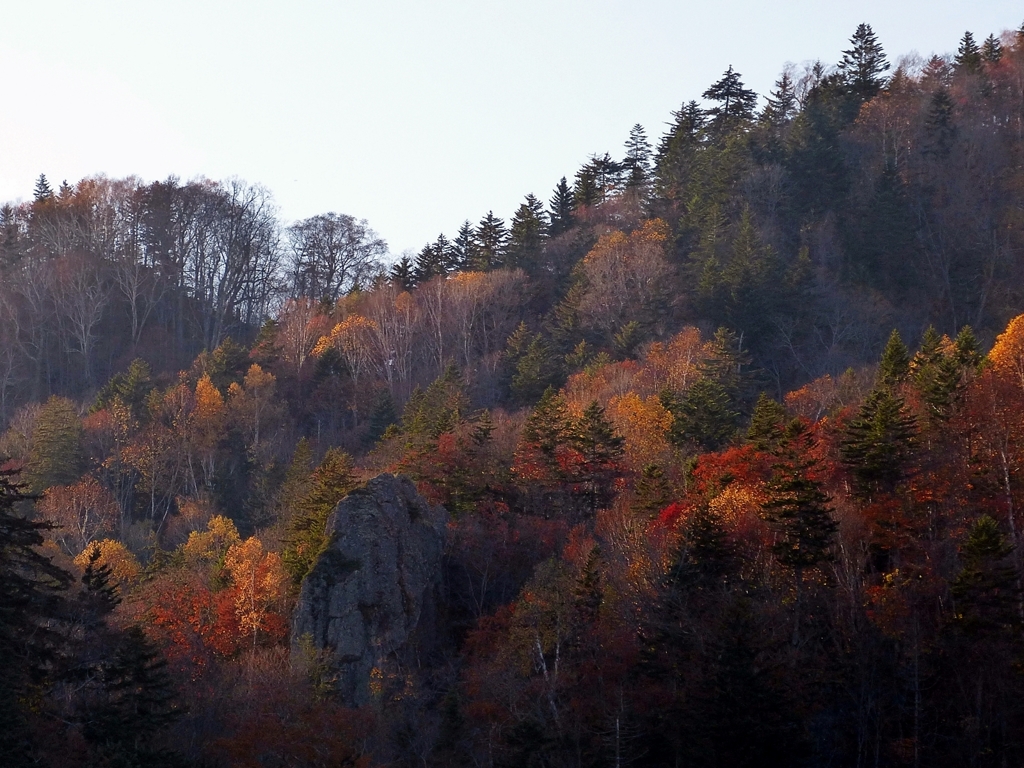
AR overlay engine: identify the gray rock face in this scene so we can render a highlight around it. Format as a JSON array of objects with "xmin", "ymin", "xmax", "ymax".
[{"xmin": 291, "ymin": 473, "xmax": 448, "ymax": 706}]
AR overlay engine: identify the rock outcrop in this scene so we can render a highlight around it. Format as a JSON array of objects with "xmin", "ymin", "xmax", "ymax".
[{"xmin": 290, "ymin": 473, "xmax": 447, "ymax": 706}]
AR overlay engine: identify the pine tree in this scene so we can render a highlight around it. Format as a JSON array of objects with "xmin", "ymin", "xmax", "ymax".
[
  {"xmin": 702, "ymin": 66, "xmax": 758, "ymax": 132},
  {"xmin": 662, "ymin": 379, "xmax": 739, "ymax": 452},
  {"xmin": 401, "ymin": 364, "xmax": 468, "ymax": 441},
  {"xmin": 955, "ymin": 31, "xmax": 983, "ymax": 73},
  {"xmin": 85, "ymin": 626, "xmax": 182, "ymax": 764},
  {"xmin": 390, "ymin": 254, "xmax": 416, "ymax": 291},
  {"xmin": 366, "ymin": 389, "xmax": 399, "ymax": 445},
  {"xmin": 747, "ymin": 393, "xmax": 789, "ymax": 452},
  {"xmin": 506, "ymin": 194, "xmax": 549, "ymax": 274},
  {"xmin": 837, "ymin": 23, "xmax": 890, "ymax": 103},
  {"xmin": 952, "ymin": 515, "xmax": 1019, "ymax": 638},
  {"xmin": 548, "ymin": 177, "xmax": 575, "ymax": 237},
  {"xmin": 634, "ymin": 464, "xmax": 672, "ymax": 516},
  {"xmin": 877, "ymin": 329, "xmax": 911, "ymax": 387},
  {"xmin": 981, "ymin": 34, "xmax": 1003, "ymax": 65},
  {"xmin": 283, "ymin": 448, "xmax": 358, "ymax": 584},
  {"xmin": 452, "ymin": 220, "xmax": 478, "ymax": 271},
  {"xmin": 841, "ymin": 386, "xmax": 918, "ymax": 496},
  {"xmin": 32, "ymin": 173, "xmax": 53, "ymax": 203},
  {"xmin": 622, "ymin": 124, "xmax": 653, "ymax": 195},
  {"xmin": 569, "ymin": 401, "xmax": 625, "ymax": 515},
  {"xmin": 923, "ymin": 87, "xmax": 956, "ymax": 158},
  {"xmin": 473, "ymin": 211, "xmax": 508, "ymax": 270},
  {"xmin": 26, "ymin": 395, "xmax": 84, "ymax": 493},
  {"xmin": 953, "ymin": 325, "xmax": 981, "ymax": 369},
  {"xmin": 762, "ymin": 71, "xmax": 798, "ymax": 127}
]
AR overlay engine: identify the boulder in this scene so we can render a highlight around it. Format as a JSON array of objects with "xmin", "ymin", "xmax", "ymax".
[{"xmin": 290, "ymin": 473, "xmax": 447, "ymax": 706}]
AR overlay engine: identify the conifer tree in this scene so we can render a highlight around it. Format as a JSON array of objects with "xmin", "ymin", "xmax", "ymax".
[
  {"xmin": 548, "ymin": 177, "xmax": 575, "ymax": 237},
  {"xmin": 702, "ymin": 66, "xmax": 758, "ymax": 132},
  {"xmin": 655, "ymin": 100, "xmax": 705, "ymax": 199},
  {"xmin": 662, "ymin": 379, "xmax": 739, "ymax": 452},
  {"xmin": 747, "ymin": 393, "xmax": 789, "ymax": 452},
  {"xmin": 366, "ymin": 389, "xmax": 399, "ymax": 445},
  {"xmin": 473, "ymin": 211, "xmax": 508, "ymax": 270},
  {"xmin": 26, "ymin": 395, "xmax": 84, "ymax": 493},
  {"xmin": 761, "ymin": 71, "xmax": 798, "ymax": 127},
  {"xmin": 622, "ymin": 124, "xmax": 653, "ymax": 195},
  {"xmin": 981, "ymin": 34, "xmax": 1003, "ymax": 64},
  {"xmin": 952, "ymin": 515, "xmax": 1019, "ymax": 638},
  {"xmin": 32, "ymin": 173, "xmax": 53, "ymax": 203},
  {"xmin": 506, "ymin": 194, "xmax": 549, "ymax": 274},
  {"xmin": 924, "ymin": 87, "xmax": 956, "ymax": 157},
  {"xmin": 283, "ymin": 448, "xmax": 358, "ymax": 584},
  {"xmin": 955, "ymin": 31, "xmax": 983, "ymax": 73},
  {"xmin": 452, "ymin": 220, "xmax": 477, "ymax": 271},
  {"xmin": 841, "ymin": 386, "xmax": 917, "ymax": 496},
  {"xmin": 569, "ymin": 400, "xmax": 625, "ymax": 515},
  {"xmin": 634, "ymin": 464, "xmax": 672, "ymax": 516},
  {"xmin": 837, "ymin": 23, "xmax": 890, "ymax": 103},
  {"xmin": 877, "ymin": 329, "xmax": 910, "ymax": 387},
  {"xmin": 390, "ymin": 254, "xmax": 416, "ymax": 291}
]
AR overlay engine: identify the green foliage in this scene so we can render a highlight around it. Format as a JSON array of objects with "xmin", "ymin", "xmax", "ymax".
[
  {"xmin": 94, "ymin": 358, "xmax": 154, "ymax": 420},
  {"xmin": 837, "ymin": 23, "xmax": 890, "ymax": 103},
  {"xmin": 762, "ymin": 453, "xmax": 836, "ymax": 576},
  {"xmin": 663, "ymin": 379, "xmax": 740, "ymax": 452},
  {"xmin": 569, "ymin": 400, "xmax": 625, "ymax": 514},
  {"xmin": 503, "ymin": 323, "xmax": 561, "ymax": 405},
  {"xmin": 877, "ymin": 328, "xmax": 910, "ymax": 387},
  {"xmin": 366, "ymin": 388, "xmax": 399, "ymax": 445},
  {"xmin": 282, "ymin": 448, "xmax": 358, "ymax": 584},
  {"xmin": 746, "ymin": 393, "xmax": 789, "ymax": 451},
  {"xmin": 26, "ymin": 395, "xmax": 84, "ymax": 492},
  {"xmin": 506, "ymin": 194, "xmax": 549, "ymax": 274},
  {"xmin": 548, "ymin": 177, "xmax": 575, "ymax": 237},
  {"xmin": 702, "ymin": 66, "xmax": 758, "ymax": 133},
  {"xmin": 952, "ymin": 516, "xmax": 1019, "ymax": 638},
  {"xmin": 402, "ymin": 364, "xmax": 468, "ymax": 442},
  {"xmin": 472, "ymin": 211, "xmax": 508, "ymax": 270},
  {"xmin": 955, "ymin": 31, "xmax": 982, "ymax": 73},
  {"xmin": 634, "ymin": 463, "xmax": 672, "ymax": 516},
  {"xmin": 841, "ymin": 386, "xmax": 918, "ymax": 495}
]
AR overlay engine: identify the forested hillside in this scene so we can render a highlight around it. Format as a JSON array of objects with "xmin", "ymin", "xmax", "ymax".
[{"xmin": 4, "ymin": 22, "xmax": 1024, "ymax": 768}]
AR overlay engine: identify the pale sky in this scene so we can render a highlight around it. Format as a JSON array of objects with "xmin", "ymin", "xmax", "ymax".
[{"xmin": 1, "ymin": 2, "xmax": 1020, "ymax": 255}]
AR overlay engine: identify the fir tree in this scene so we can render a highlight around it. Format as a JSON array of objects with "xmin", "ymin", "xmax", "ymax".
[
  {"xmin": 548, "ymin": 177, "xmax": 575, "ymax": 237},
  {"xmin": 390, "ymin": 254, "xmax": 416, "ymax": 291},
  {"xmin": 837, "ymin": 23, "xmax": 890, "ymax": 103},
  {"xmin": 32, "ymin": 173, "xmax": 53, "ymax": 203},
  {"xmin": 452, "ymin": 220, "xmax": 478, "ymax": 271},
  {"xmin": 953, "ymin": 325, "xmax": 981, "ymax": 369},
  {"xmin": 622, "ymin": 123, "xmax": 653, "ymax": 196},
  {"xmin": 981, "ymin": 33, "xmax": 1003, "ymax": 65},
  {"xmin": 506, "ymin": 194, "xmax": 549, "ymax": 274},
  {"xmin": 841, "ymin": 387, "xmax": 918, "ymax": 496},
  {"xmin": 634, "ymin": 464, "xmax": 672, "ymax": 516},
  {"xmin": 761, "ymin": 71, "xmax": 798, "ymax": 127},
  {"xmin": 473, "ymin": 211, "xmax": 508, "ymax": 270},
  {"xmin": 747, "ymin": 393, "xmax": 789, "ymax": 452},
  {"xmin": 662, "ymin": 379, "xmax": 739, "ymax": 452},
  {"xmin": 952, "ymin": 515, "xmax": 1019, "ymax": 638},
  {"xmin": 569, "ymin": 400, "xmax": 625, "ymax": 515},
  {"xmin": 702, "ymin": 66, "xmax": 758, "ymax": 132},
  {"xmin": 366, "ymin": 389, "xmax": 399, "ymax": 445},
  {"xmin": 877, "ymin": 329, "xmax": 911, "ymax": 387},
  {"xmin": 955, "ymin": 31, "xmax": 983, "ymax": 73},
  {"xmin": 924, "ymin": 87, "xmax": 956, "ymax": 158},
  {"xmin": 26, "ymin": 395, "xmax": 84, "ymax": 493}
]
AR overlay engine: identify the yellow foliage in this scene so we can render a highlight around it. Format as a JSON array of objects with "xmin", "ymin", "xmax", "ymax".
[
  {"xmin": 182, "ymin": 514, "xmax": 241, "ymax": 562},
  {"xmin": 243, "ymin": 363, "xmax": 276, "ymax": 395},
  {"xmin": 642, "ymin": 327, "xmax": 707, "ymax": 393},
  {"xmin": 194, "ymin": 373, "xmax": 224, "ymax": 422},
  {"xmin": 75, "ymin": 539, "xmax": 142, "ymax": 586},
  {"xmin": 989, "ymin": 314, "xmax": 1024, "ymax": 390},
  {"xmin": 224, "ymin": 536, "xmax": 288, "ymax": 642},
  {"xmin": 708, "ymin": 482, "xmax": 767, "ymax": 525},
  {"xmin": 607, "ymin": 393, "xmax": 673, "ymax": 470}
]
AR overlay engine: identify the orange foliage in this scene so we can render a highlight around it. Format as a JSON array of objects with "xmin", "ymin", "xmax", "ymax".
[
  {"xmin": 37, "ymin": 475, "xmax": 120, "ymax": 555},
  {"xmin": 74, "ymin": 538, "xmax": 141, "ymax": 586},
  {"xmin": 223, "ymin": 536, "xmax": 289, "ymax": 647},
  {"xmin": 606, "ymin": 392, "xmax": 673, "ymax": 471},
  {"xmin": 989, "ymin": 313, "xmax": 1024, "ymax": 391}
]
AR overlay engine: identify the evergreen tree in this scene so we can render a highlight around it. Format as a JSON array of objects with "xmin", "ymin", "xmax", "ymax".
[
  {"xmin": 506, "ymin": 194, "xmax": 549, "ymax": 274},
  {"xmin": 702, "ymin": 66, "xmax": 758, "ymax": 132},
  {"xmin": 85, "ymin": 626, "xmax": 182, "ymax": 765},
  {"xmin": 0, "ymin": 470, "xmax": 71, "ymax": 766},
  {"xmin": 655, "ymin": 101, "xmax": 706, "ymax": 199},
  {"xmin": 662, "ymin": 379, "xmax": 739, "ymax": 452},
  {"xmin": 981, "ymin": 34, "xmax": 1003, "ymax": 65},
  {"xmin": 569, "ymin": 400, "xmax": 625, "ymax": 515},
  {"xmin": 390, "ymin": 254, "xmax": 416, "ymax": 291},
  {"xmin": 32, "ymin": 173, "xmax": 53, "ymax": 203},
  {"xmin": 953, "ymin": 325, "xmax": 981, "ymax": 369},
  {"xmin": 841, "ymin": 386, "xmax": 917, "ymax": 496},
  {"xmin": 955, "ymin": 31, "xmax": 983, "ymax": 73},
  {"xmin": 94, "ymin": 358, "xmax": 154, "ymax": 420},
  {"xmin": 473, "ymin": 211, "xmax": 508, "ymax": 270},
  {"xmin": 837, "ymin": 23, "xmax": 890, "ymax": 103},
  {"xmin": 282, "ymin": 448, "xmax": 358, "ymax": 584},
  {"xmin": 572, "ymin": 163, "xmax": 600, "ymax": 208},
  {"xmin": 548, "ymin": 177, "xmax": 575, "ymax": 237},
  {"xmin": 413, "ymin": 236, "xmax": 450, "ymax": 284},
  {"xmin": 634, "ymin": 464, "xmax": 672, "ymax": 516},
  {"xmin": 877, "ymin": 329, "xmax": 911, "ymax": 387},
  {"xmin": 952, "ymin": 515, "xmax": 1019, "ymax": 638},
  {"xmin": 401, "ymin": 364, "xmax": 468, "ymax": 441},
  {"xmin": 504, "ymin": 324, "xmax": 561, "ymax": 405},
  {"xmin": 516, "ymin": 386, "xmax": 574, "ymax": 485},
  {"xmin": 761, "ymin": 71, "xmax": 798, "ymax": 127},
  {"xmin": 923, "ymin": 87, "xmax": 956, "ymax": 158},
  {"xmin": 747, "ymin": 393, "xmax": 789, "ymax": 452},
  {"xmin": 366, "ymin": 388, "xmax": 399, "ymax": 445},
  {"xmin": 451, "ymin": 220, "xmax": 478, "ymax": 271},
  {"xmin": 622, "ymin": 123, "xmax": 653, "ymax": 196},
  {"xmin": 26, "ymin": 395, "xmax": 84, "ymax": 493}
]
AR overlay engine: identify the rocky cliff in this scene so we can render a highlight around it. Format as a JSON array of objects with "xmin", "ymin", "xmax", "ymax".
[{"xmin": 290, "ymin": 473, "xmax": 448, "ymax": 706}]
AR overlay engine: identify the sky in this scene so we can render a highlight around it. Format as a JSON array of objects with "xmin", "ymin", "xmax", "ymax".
[{"xmin": 1, "ymin": 2, "xmax": 1021, "ymax": 256}]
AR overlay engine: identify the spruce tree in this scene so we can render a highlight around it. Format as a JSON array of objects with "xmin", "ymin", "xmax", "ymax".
[
  {"xmin": 634, "ymin": 464, "xmax": 672, "ymax": 516},
  {"xmin": 952, "ymin": 515, "xmax": 1019, "ymax": 638},
  {"xmin": 473, "ymin": 211, "xmax": 508, "ymax": 270},
  {"xmin": 747, "ymin": 393, "xmax": 789, "ymax": 452},
  {"xmin": 506, "ymin": 194, "xmax": 549, "ymax": 274},
  {"xmin": 877, "ymin": 329, "xmax": 910, "ymax": 387},
  {"xmin": 955, "ymin": 31, "xmax": 983, "ymax": 73},
  {"xmin": 32, "ymin": 173, "xmax": 53, "ymax": 203},
  {"xmin": 548, "ymin": 177, "xmax": 575, "ymax": 237},
  {"xmin": 837, "ymin": 23, "xmax": 890, "ymax": 103},
  {"xmin": 761, "ymin": 71, "xmax": 798, "ymax": 127},
  {"xmin": 569, "ymin": 400, "xmax": 625, "ymax": 515},
  {"xmin": 663, "ymin": 379, "xmax": 739, "ymax": 452},
  {"xmin": 622, "ymin": 123, "xmax": 653, "ymax": 195},
  {"xmin": 841, "ymin": 387, "xmax": 918, "ymax": 496},
  {"xmin": 981, "ymin": 34, "xmax": 1003, "ymax": 64},
  {"xmin": 702, "ymin": 66, "xmax": 758, "ymax": 132},
  {"xmin": 26, "ymin": 395, "xmax": 84, "ymax": 493},
  {"xmin": 924, "ymin": 88, "xmax": 956, "ymax": 158},
  {"xmin": 390, "ymin": 254, "xmax": 416, "ymax": 291},
  {"xmin": 452, "ymin": 220, "xmax": 478, "ymax": 271}
]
